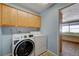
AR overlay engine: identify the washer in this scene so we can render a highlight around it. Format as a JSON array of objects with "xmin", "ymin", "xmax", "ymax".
[{"xmin": 12, "ymin": 33, "xmax": 35, "ymax": 56}]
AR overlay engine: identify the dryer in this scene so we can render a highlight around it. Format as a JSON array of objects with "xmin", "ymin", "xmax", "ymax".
[
  {"xmin": 12, "ymin": 33, "xmax": 35, "ymax": 56},
  {"xmin": 30, "ymin": 32, "xmax": 47, "ymax": 56}
]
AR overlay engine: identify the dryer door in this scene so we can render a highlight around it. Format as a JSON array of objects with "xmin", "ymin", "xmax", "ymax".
[{"xmin": 14, "ymin": 39, "xmax": 35, "ymax": 56}]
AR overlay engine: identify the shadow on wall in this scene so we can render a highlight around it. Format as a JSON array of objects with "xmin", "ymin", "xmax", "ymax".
[{"xmin": 1, "ymin": 26, "xmax": 40, "ymax": 35}]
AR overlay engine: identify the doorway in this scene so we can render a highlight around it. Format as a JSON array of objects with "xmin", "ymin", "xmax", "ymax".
[{"xmin": 59, "ymin": 3, "xmax": 79, "ymax": 56}]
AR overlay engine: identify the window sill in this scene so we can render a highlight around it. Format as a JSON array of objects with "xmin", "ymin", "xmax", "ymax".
[{"xmin": 62, "ymin": 32, "xmax": 79, "ymax": 37}]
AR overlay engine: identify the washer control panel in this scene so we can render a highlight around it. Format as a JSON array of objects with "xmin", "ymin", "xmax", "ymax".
[{"xmin": 29, "ymin": 35, "xmax": 33, "ymax": 37}]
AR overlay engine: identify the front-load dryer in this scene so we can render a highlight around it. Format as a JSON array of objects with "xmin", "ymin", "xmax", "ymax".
[
  {"xmin": 30, "ymin": 32, "xmax": 47, "ymax": 56},
  {"xmin": 12, "ymin": 33, "xmax": 35, "ymax": 56}
]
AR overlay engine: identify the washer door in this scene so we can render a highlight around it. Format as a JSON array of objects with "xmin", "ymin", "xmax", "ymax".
[{"xmin": 14, "ymin": 39, "xmax": 35, "ymax": 56}]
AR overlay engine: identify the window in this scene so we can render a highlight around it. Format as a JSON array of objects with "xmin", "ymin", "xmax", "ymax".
[
  {"xmin": 70, "ymin": 25, "xmax": 79, "ymax": 33},
  {"xmin": 62, "ymin": 22, "xmax": 79, "ymax": 33},
  {"xmin": 62, "ymin": 25, "xmax": 69, "ymax": 32}
]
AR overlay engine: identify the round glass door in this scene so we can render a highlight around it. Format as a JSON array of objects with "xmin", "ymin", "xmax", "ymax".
[{"xmin": 14, "ymin": 39, "xmax": 35, "ymax": 56}]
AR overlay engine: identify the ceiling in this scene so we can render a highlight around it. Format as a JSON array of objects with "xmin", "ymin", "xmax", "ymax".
[
  {"xmin": 62, "ymin": 4, "xmax": 79, "ymax": 22},
  {"xmin": 8, "ymin": 3, "xmax": 54, "ymax": 14}
]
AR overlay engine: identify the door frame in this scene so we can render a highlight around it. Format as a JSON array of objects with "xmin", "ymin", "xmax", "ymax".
[{"xmin": 58, "ymin": 3, "xmax": 76, "ymax": 55}]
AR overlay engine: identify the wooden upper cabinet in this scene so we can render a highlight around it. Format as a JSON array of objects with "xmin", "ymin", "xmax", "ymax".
[
  {"xmin": 28, "ymin": 13, "xmax": 41, "ymax": 28},
  {"xmin": 28, "ymin": 13, "xmax": 34, "ymax": 27},
  {"xmin": 24, "ymin": 12, "xmax": 29, "ymax": 27},
  {"xmin": 2, "ymin": 4, "xmax": 17, "ymax": 26},
  {"xmin": 10, "ymin": 7, "xmax": 17, "ymax": 26},
  {"xmin": 17, "ymin": 10, "xmax": 29, "ymax": 27},
  {"xmin": 17, "ymin": 10, "xmax": 41, "ymax": 28},
  {"xmin": 0, "ymin": 4, "xmax": 41, "ymax": 28},
  {"xmin": 34, "ymin": 15, "xmax": 41, "ymax": 28},
  {"xmin": 2, "ymin": 4, "xmax": 11, "ymax": 26},
  {"xmin": 17, "ymin": 10, "xmax": 23, "ymax": 27},
  {"xmin": 0, "ymin": 4, "xmax": 1, "ymax": 26}
]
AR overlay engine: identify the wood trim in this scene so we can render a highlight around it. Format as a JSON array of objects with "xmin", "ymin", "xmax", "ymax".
[
  {"xmin": 59, "ymin": 3, "xmax": 76, "ymax": 56},
  {"xmin": 1, "ymin": 3, "xmax": 40, "ymax": 17},
  {"xmin": 15, "ymin": 25, "xmax": 40, "ymax": 29},
  {"xmin": 59, "ymin": 9, "xmax": 63, "ymax": 56},
  {"xmin": 62, "ymin": 40, "xmax": 79, "ymax": 44},
  {"xmin": 39, "ymin": 51, "xmax": 47, "ymax": 56}
]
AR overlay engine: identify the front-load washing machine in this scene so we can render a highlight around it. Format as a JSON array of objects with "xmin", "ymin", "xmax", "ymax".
[{"xmin": 12, "ymin": 33, "xmax": 35, "ymax": 56}]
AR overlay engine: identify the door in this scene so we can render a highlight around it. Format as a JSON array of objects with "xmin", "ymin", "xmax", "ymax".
[
  {"xmin": 2, "ymin": 4, "xmax": 17, "ymax": 26},
  {"xmin": 14, "ymin": 39, "xmax": 35, "ymax": 56}
]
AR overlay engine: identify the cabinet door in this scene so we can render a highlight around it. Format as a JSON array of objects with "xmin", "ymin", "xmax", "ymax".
[
  {"xmin": 17, "ymin": 10, "xmax": 29, "ymax": 27},
  {"xmin": 17, "ymin": 10, "xmax": 22, "ymax": 27},
  {"xmin": 28, "ymin": 14, "xmax": 41, "ymax": 28},
  {"xmin": 23, "ymin": 12, "xmax": 29, "ymax": 27},
  {"xmin": 10, "ymin": 7, "xmax": 17, "ymax": 26},
  {"xmin": 2, "ymin": 4, "xmax": 11, "ymax": 26},
  {"xmin": 34, "ymin": 16, "xmax": 41, "ymax": 28},
  {"xmin": 28, "ymin": 13, "xmax": 34, "ymax": 27},
  {"xmin": 0, "ymin": 4, "xmax": 1, "ymax": 26},
  {"xmin": 2, "ymin": 4, "xmax": 17, "ymax": 26}
]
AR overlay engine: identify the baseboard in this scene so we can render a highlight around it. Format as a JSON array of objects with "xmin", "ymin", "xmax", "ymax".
[
  {"xmin": 4, "ymin": 53, "xmax": 12, "ymax": 56},
  {"xmin": 47, "ymin": 50, "xmax": 57, "ymax": 56}
]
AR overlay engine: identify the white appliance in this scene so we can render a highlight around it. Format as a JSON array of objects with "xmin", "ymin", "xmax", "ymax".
[
  {"xmin": 12, "ymin": 33, "xmax": 35, "ymax": 56},
  {"xmin": 12, "ymin": 32, "xmax": 47, "ymax": 56},
  {"xmin": 30, "ymin": 32, "xmax": 47, "ymax": 56}
]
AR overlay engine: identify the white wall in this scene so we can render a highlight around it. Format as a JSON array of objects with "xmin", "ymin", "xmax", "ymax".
[{"xmin": 40, "ymin": 3, "xmax": 71, "ymax": 55}]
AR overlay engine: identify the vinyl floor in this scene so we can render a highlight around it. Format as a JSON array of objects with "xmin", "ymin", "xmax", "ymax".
[{"xmin": 61, "ymin": 41, "xmax": 79, "ymax": 56}]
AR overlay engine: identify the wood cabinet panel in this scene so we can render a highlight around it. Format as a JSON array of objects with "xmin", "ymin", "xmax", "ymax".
[
  {"xmin": 1, "ymin": 4, "xmax": 41, "ymax": 28},
  {"xmin": 28, "ymin": 13, "xmax": 34, "ymax": 27},
  {"xmin": 23, "ymin": 12, "xmax": 29, "ymax": 27},
  {"xmin": 17, "ymin": 10, "xmax": 29, "ymax": 27},
  {"xmin": 17, "ymin": 10, "xmax": 24, "ymax": 27},
  {"xmin": 10, "ymin": 7, "xmax": 17, "ymax": 26},
  {"xmin": 2, "ymin": 4, "xmax": 17, "ymax": 26},
  {"xmin": 34, "ymin": 16, "xmax": 41, "ymax": 28},
  {"xmin": 0, "ymin": 4, "xmax": 1, "ymax": 26},
  {"xmin": 2, "ymin": 4, "xmax": 11, "ymax": 26},
  {"xmin": 28, "ymin": 13, "xmax": 41, "ymax": 28}
]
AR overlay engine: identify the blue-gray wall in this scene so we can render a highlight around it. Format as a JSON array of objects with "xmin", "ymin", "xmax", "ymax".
[
  {"xmin": 40, "ymin": 3, "xmax": 71, "ymax": 55},
  {"xmin": 0, "ymin": 26, "xmax": 39, "ymax": 56},
  {"xmin": 0, "ymin": 3, "xmax": 72, "ymax": 56}
]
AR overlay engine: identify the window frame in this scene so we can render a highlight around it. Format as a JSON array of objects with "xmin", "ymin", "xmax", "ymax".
[{"xmin": 62, "ymin": 22, "xmax": 79, "ymax": 33}]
